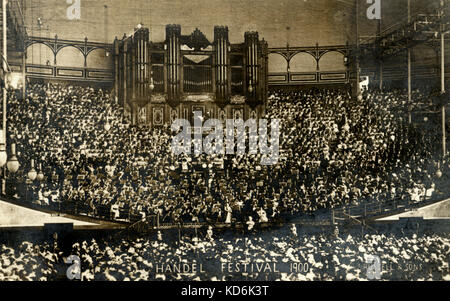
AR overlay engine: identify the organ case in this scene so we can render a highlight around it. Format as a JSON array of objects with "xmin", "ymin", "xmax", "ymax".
[{"xmin": 114, "ymin": 25, "xmax": 268, "ymax": 126}]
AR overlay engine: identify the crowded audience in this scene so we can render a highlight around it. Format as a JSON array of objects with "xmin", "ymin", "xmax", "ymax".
[
  {"xmin": 1, "ymin": 224, "xmax": 448, "ymax": 281},
  {"xmin": 4, "ymin": 83, "xmax": 449, "ymax": 225}
]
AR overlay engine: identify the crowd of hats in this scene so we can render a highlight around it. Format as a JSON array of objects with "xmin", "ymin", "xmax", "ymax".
[
  {"xmin": 1, "ymin": 224, "xmax": 449, "ymax": 281},
  {"xmin": 5, "ymin": 84, "xmax": 449, "ymax": 225}
]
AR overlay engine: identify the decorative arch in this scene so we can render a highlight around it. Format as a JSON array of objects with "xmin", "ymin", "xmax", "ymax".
[
  {"xmin": 318, "ymin": 49, "xmax": 347, "ymax": 60},
  {"xmin": 290, "ymin": 52, "xmax": 317, "ymax": 72},
  {"xmin": 86, "ymin": 48, "xmax": 113, "ymax": 69},
  {"xmin": 26, "ymin": 43, "xmax": 55, "ymax": 65},
  {"xmin": 55, "ymin": 44, "xmax": 85, "ymax": 57},
  {"xmin": 268, "ymin": 53, "xmax": 288, "ymax": 73},
  {"xmin": 318, "ymin": 51, "xmax": 346, "ymax": 71},
  {"xmin": 56, "ymin": 46, "xmax": 85, "ymax": 67},
  {"xmin": 86, "ymin": 46, "xmax": 111, "ymax": 56}
]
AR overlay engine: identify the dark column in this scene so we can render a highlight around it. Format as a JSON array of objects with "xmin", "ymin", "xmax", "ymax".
[
  {"xmin": 166, "ymin": 25, "xmax": 181, "ymax": 104},
  {"xmin": 245, "ymin": 31, "xmax": 260, "ymax": 103},
  {"xmin": 114, "ymin": 38, "xmax": 119, "ymax": 104},
  {"xmin": 214, "ymin": 26, "xmax": 230, "ymax": 102}
]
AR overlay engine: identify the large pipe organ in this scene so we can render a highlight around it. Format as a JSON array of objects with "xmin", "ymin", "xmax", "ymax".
[{"xmin": 114, "ymin": 25, "xmax": 268, "ymax": 126}]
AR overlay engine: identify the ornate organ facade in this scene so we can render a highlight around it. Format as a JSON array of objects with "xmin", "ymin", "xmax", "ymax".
[{"xmin": 114, "ymin": 25, "xmax": 268, "ymax": 126}]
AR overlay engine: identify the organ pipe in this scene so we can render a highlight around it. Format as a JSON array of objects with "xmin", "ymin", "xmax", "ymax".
[
  {"xmin": 214, "ymin": 27, "xmax": 230, "ymax": 100},
  {"xmin": 115, "ymin": 25, "xmax": 267, "ymax": 116}
]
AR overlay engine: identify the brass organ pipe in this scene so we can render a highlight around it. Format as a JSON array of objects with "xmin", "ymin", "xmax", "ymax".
[
  {"xmin": 248, "ymin": 41, "xmax": 251, "ymax": 87},
  {"xmin": 255, "ymin": 41, "xmax": 258, "ymax": 84},
  {"xmin": 223, "ymin": 37, "xmax": 226, "ymax": 87},
  {"xmin": 217, "ymin": 39, "xmax": 219, "ymax": 92},
  {"xmin": 251, "ymin": 40, "xmax": 254, "ymax": 86},
  {"xmin": 250, "ymin": 39, "xmax": 253, "ymax": 85},
  {"xmin": 223, "ymin": 37, "xmax": 226, "ymax": 94},
  {"xmin": 256, "ymin": 40, "xmax": 258, "ymax": 84},
  {"xmin": 144, "ymin": 39, "xmax": 146, "ymax": 96},
  {"xmin": 138, "ymin": 39, "xmax": 140, "ymax": 97},
  {"xmin": 178, "ymin": 36, "xmax": 181, "ymax": 94},
  {"xmin": 171, "ymin": 34, "xmax": 174, "ymax": 95},
  {"xmin": 170, "ymin": 35, "xmax": 173, "ymax": 95},
  {"xmin": 172, "ymin": 34, "xmax": 177, "ymax": 94},
  {"xmin": 217, "ymin": 39, "xmax": 219, "ymax": 94},
  {"xmin": 220, "ymin": 37, "xmax": 224, "ymax": 95},
  {"xmin": 224, "ymin": 38, "xmax": 227, "ymax": 92},
  {"xmin": 221, "ymin": 38, "xmax": 223, "ymax": 94},
  {"xmin": 172, "ymin": 34, "xmax": 175, "ymax": 95},
  {"xmin": 216, "ymin": 40, "xmax": 219, "ymax": 93},
  {"xmin": 138, "ymin": 38, "xmax": 140, "ymax": 97},
  {"xmin": 218, "ymin": 38, "xmax": 222, "ymax": 95},
  {"xmin": 139, "ymin": 39, "xmax": 142, "ymax": 97},
  {"xmin": 176, "ymin": 35, "xmax": 179, "ymax": 95},
  {"xmin": 256, "ymin": 41, "xmax": 258, "ymax": 85},
  {"xmin": 253, "ymin": 40, "xmax": 257, "ymax": 86},
  {"xmin": 139, "ymin": 39, "xmax": 141, "ymax": 97},
  {"xmin": 145, "ymin": 40, "xmax": 148, "ymax": 96},
  {"xmin": 252, "ymin": 39, "xmax": 255, "ymax": 86},
  {"xmin": 142, "ymin": 39, "xmax": 144, "ymax": 96},
  {"xmin": 219, "ymin": 38, "xmax": 222, "ymax": 94},
  {"xmin": 256, "ymin": 40, "xmax": 258, "ymax": 85},
  {"xmin": 136, "ymin": 39, "xmax": 138, "ymax": 97},
  {"xmin": 179, "ymin": 37, "xmax": 180, "ymax": 93},
  {"xmin": 169, "ymin": 36, "xmax": 171, "ymax": 94},
  {"xmin": 175, "ymin": 35, "xmax": 177, "ymax": 95},
  {"xmin": 172, "ymin": 35, "xmax": 176, "ymax": 94}
]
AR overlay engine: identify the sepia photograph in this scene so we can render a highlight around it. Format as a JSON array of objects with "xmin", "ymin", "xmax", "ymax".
[{"xmin": 0, "ymin": 0, "xmax": 449, "ymax": 290}]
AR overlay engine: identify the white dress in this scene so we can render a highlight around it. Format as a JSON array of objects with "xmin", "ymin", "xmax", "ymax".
[
  {"xmin": 225, "ymin": 205, "xmax": 232, "ymax": 224},
  {"xmin": 258, "ymin": 209, "xmax": 268, "ymax": 223}
]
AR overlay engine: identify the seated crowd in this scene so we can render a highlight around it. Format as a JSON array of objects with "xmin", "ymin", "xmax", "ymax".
[
  {"xmin": 4, "ymin": 83, "xmax": 449, "ymax": 225},
  {"xmin": 1, "ymin": 224, "xmax": 449, "ymax": 281}
]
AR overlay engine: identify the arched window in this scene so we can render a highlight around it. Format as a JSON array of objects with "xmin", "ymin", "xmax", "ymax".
[
  {"xmin": 290, "ymin": 52, "xmax": 316, "ymax": 72},
  {"xmin": 268, "ymin": 53, "xmax": 288, "ymax": 73},
  {"xmin": 319, "ymin": 51, "xmax": 345, "ymax": 71},
  {"xmin": 56, "ymin": 46, "xmax": 85, "ymax": 67},
  {"xmin": 26, "ymin": 43, "xmax": 54, "ymax": 65},
  {"xmin": 86, "ymin": 48, "xmax": 113, "ymax": 69}
]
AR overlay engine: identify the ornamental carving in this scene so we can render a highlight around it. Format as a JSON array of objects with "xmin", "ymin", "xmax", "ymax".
[
  {"xmin": 230, "ymin": 95, "xmax": 246, "ymax": 104},
  {"xmin": 182, "ymin": 28, "xmax": 211, "ymax": 51},
  {"xmin": 151, "ymin": 93, "xmax": 167, "ymax": 103}
]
